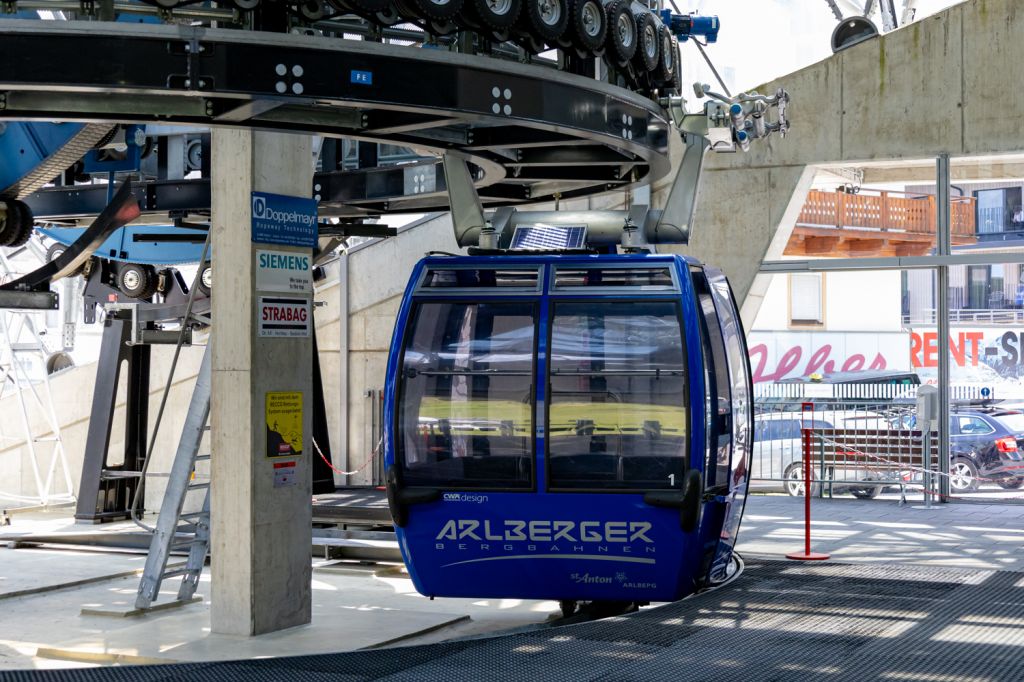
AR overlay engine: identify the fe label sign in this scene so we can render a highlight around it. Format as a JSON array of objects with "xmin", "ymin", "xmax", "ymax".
[
  {"xmin": 258, "ymin": 296, "xmax": 310, "ymax": 337},
  {"xmin": 257, "ymin": 249, "xmax": 312, "ymax": 294}
]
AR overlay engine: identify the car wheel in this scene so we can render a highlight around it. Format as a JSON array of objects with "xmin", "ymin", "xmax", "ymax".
[
  {"xmin": 950, "ymin": 457, "xmax": 980, "ymax": 493},
  {"xmin": 850, "ymin": 486, "xmax": 880, "ymax": 500},
  {"xmin": 998, "ymin": 476, "xmax": 1024, "ymax": 490},
  {"xmin": 783, "ymin": 462, "xmax": 819, "ymax": 497}
]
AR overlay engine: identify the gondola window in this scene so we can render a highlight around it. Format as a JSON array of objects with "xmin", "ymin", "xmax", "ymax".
[
  {"xmin": 397, "ymin": 301, "xmax": 535, "ymax": 488},
  {"xmin": 547, "ymin": 301, "xmax": 688, "ymax": 490}
]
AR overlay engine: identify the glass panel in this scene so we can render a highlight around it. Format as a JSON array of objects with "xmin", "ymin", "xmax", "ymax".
[
  {"xmin": 693, "ymin": 270, "xmax": 732, "ymax": 488},
  {"xmin": 397, "ymin": 301, "xmax": 535, "ymax": 489},
  {"xmin": 709, "ymin": 273, "xmax": 753, "ymax": 487},
  {"xmin": 553, "ymin": 267, "xmax": 675, "ymax": 289},
  {"xmin": 421, "ymin": 268, "xmax": 539, "ymax": 289},
  {"xmin": 547, "ymin": 301, "xmax": 688, "ymax": 490}
]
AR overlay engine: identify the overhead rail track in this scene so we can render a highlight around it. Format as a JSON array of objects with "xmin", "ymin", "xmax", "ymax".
[{"xmin": 0, "ymin": 19, "xmax": 673, "ymax": 211}]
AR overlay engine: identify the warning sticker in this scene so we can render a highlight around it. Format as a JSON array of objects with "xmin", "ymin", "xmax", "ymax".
[
  {"xmin": 273, "ymin": 461, "xmax": 298, "ymax": 488},
  {"xmin": 266, "ymin": 391, "xmax": 303, "ymax": 459},
  {"xmin": 258, "ymin": 296, "xmax": 310, "ymax": 337}
]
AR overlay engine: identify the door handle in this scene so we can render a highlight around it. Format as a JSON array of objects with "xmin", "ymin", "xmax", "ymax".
[
  {"xmin": 643, "ymin": 469, "xmax": 703, "ymax": 532},
  {"xmin": 385, "ymin": 466, "xmax": 441, "ymax": 527}
]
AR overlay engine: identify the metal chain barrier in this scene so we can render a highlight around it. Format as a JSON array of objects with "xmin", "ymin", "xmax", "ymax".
[
  {"xmin": 807, "ymin": 430, "xmax": 1024, "ymax": 502},
  {"xmin": 312, "ymin": 435, "xmax": 382, "ymax": 478}
]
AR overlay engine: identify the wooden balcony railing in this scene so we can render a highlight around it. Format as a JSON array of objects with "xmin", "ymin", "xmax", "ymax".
[{"xmin": 797, "ymin": 189, "xmax": 976, "ymax": 236}]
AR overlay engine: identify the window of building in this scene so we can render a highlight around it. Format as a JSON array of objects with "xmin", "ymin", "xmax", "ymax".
[{"xmin": 789, "ymin": 273, "xmax": 824, "ymax": 325}]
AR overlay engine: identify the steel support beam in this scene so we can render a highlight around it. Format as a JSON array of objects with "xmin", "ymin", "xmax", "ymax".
[{"xmin": 936, "ymin": 154, "xmax": 951, "ymax": 500}]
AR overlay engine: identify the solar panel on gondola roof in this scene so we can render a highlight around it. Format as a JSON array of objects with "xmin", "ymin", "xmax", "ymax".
[{"xmin": 510, "ymin": 224, "xmax": 587, "ymax": 250}]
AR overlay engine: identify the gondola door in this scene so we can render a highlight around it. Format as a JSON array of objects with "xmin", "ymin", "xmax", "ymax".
[{"xmin": 693, "ymin": 266, "xmax": 753, "ymax": 582}]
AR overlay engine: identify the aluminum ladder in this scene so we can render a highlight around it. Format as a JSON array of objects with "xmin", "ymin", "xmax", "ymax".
[{"xmin": 134, "ymin": 344, "xmax": 211, "ymax": 610}]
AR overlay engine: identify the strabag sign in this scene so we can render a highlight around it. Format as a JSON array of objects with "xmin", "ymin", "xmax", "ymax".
[
  {"xmin": 251, "ymin": 191, "xmax": 318, "ymax": 248},
  {"xmin": 258, "ymin": 296, "xmax": 310, "ymax": 338}
]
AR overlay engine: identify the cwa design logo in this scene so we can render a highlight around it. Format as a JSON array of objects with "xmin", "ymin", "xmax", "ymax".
[
  {"xmin": 252, "ymin": 195, "xmax": 268, "ymax": 219},
  {"xmin": 443, "ymin": 493, "xmax": 488, "ymax": 504}
]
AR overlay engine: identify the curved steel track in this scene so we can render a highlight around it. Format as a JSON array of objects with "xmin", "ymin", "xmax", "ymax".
[{"xmin": 0, "ymin": 19, "xmax": 673, "ymax": 215}]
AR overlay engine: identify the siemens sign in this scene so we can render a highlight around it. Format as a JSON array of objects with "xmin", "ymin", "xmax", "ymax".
[{"xmin": 251, "ymin": 191, "xmax": 318, "ymax": 248}]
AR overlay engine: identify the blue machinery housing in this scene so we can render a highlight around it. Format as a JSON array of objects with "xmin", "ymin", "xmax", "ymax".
[{"xmin": 384, "ymin": 253, "xmax": 753, "ymax": 603}]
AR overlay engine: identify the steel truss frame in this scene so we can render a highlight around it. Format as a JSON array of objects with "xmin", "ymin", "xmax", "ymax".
[{"xmin": 0, "ymin": 19, "xmax": 672, "ymax": 213}]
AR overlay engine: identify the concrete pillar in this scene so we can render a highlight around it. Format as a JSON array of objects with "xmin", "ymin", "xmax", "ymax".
[{"xmin": 209, "ymin": 129, "xmax": 315, "ymax": 636}]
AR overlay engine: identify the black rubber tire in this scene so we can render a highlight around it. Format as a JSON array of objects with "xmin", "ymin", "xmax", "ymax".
[
  {"xmin": 231, "ymin": 0, "xmax": 262, "ymax": 10},
  {"xmin": 296, "ymin": 0, "xmax": 326, "ymax": 19},
  {"xmin": 5, "ymin": 200, "xmax": 34, "ymax": 248},
  {"xmin": 196, "ymin": 263, "xmax": 212, "ymax": 297},
  {"xmin": 45, "ymin": 243, "xmax": 87, "ymax": 277},
  {"xmin": 329, "ymin": 0, "xmax": 389, "ymax": 12},
  {"xmin": 0, "ymin": 201, "xmax": 18, "ymax": 247},
  {"xmin": 851, "ymin": 486, "xmax": 881, "ymax": 500},
  {"xmin": 396, "ymin": 0, "xmax": 465, "ymax": 22},
  {"xmin": 603, "ymin": 0, "xmax": 636, "ymax": 64},
  {"xmin": 374, "ymin": 6, "xmax": 402, "ymax": 24},
  {"xmin": 653, "ymin": 24, "xmax": 676, "ymax": 85},
  {"xmin": 666, "ymin": 36, "xmax": 681, "ymax": 91},
  {"xmin": 569, "ymin": 0, "xmax": 606, "ymax": 51},
  {"xmin": 950, "ymin": 457, "xmax": 980, "ymax": 493},
  {"xmin": 45, "ymin": 351, "xmax": 74, "ymax": 375},
  {"xmin": 463, "ymin": 0, "xmax": 522, "ymax": 31},
  {"xmin": 520, "ymin": 0, "xmax": 569, "ymax": 44},
  {"xmin": 117, "ymin": 263, "xmax": 158, "ymax": 300},
  {"xmin": 998, "ymin": 476, "xmax": 1024, "ymax": 490},
  {"xmin": 633, "ymin": 10, "xmax": 659, "ymax": 73},
  {"xmin": 783, "ymin": 462, "xmax": 820, "ymax": 498}
]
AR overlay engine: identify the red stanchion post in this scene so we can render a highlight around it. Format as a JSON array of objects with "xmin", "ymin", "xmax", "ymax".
[{"xmin": 787, "ymin": 401, "xmax": 830, "ymax": 561}]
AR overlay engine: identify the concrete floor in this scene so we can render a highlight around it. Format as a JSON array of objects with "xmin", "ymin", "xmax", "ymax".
[
  {"xmin": 0, "ymin": 511, "xmax": 559, "ymax": 671},
  {"xmin": 739, "ymin": 494, "xmax": 1024, "ymax": 571},
  {"xmin": 2, "ymin": 493, "xmax": 1023, "ymax": 671}
]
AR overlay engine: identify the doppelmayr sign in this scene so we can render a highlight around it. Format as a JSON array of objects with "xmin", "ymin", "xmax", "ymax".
[{"xmin": 251, "ymin": 191, "xmax": 318, "ymax": 248}]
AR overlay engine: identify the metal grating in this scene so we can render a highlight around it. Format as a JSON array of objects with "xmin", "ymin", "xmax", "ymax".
[{"xmin": 7, "ymin": 559, "xmax": 1024, "ymax": 681}]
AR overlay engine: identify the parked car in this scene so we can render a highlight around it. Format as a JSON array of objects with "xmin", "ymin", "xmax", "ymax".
[
  {"xmin": 889, "ymin": 408, "xmax": 1024, "ymax": 492},
  {"xmin": 751, "ymin": 410, "xmax": 889, "ymax": 497},
  {"xmin": 947, "ymin": 408, "xmax": 1023, "ymax": 492}
]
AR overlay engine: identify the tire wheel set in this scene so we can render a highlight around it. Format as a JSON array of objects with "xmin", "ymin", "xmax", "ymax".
[
  {"xmin": 148, "ymin": 0, "xmax": 680, "ymax": 95},
  {"xmin": 44, "ymin": 243, "xmax": 90, "ymax": 277},
  {"xmin": 116, "ymin": 263, "xmax": 159, "ymax": 300},
  {"xmin": 0, "ymin": 199, "xmax": 35, "ymax": 249}
]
